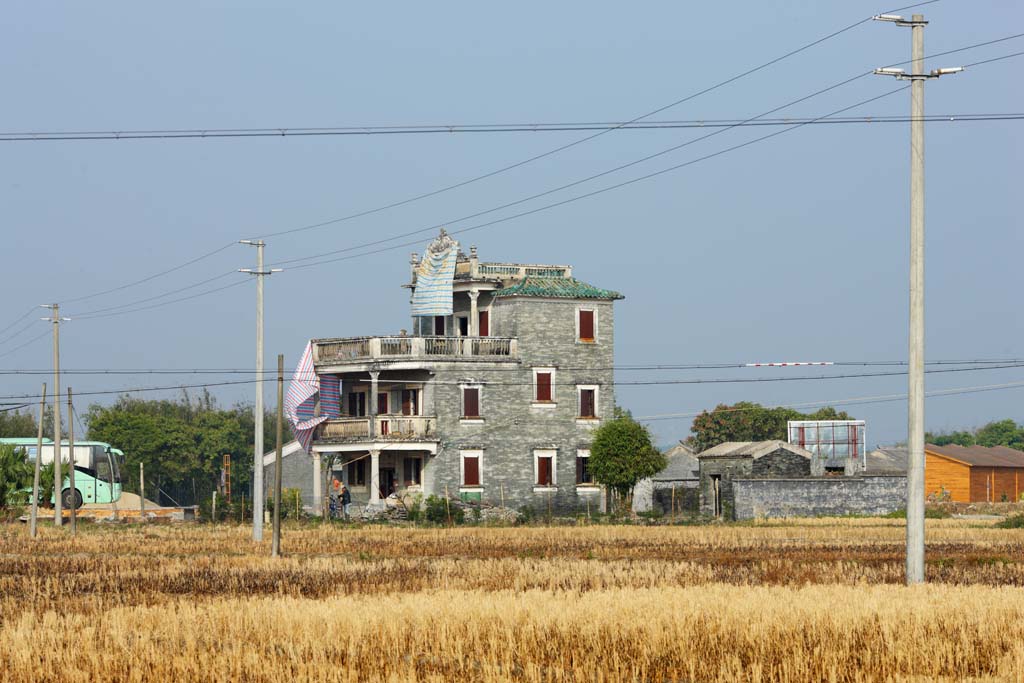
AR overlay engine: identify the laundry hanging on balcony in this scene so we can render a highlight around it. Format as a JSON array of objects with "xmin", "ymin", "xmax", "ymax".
[
  {"xmin": 411, "ymin": 229, "xmax": 459, "ymax": 317},
  {"xmin": 285, "ymin": 341, "xmax": 341, "ymax": 452}
]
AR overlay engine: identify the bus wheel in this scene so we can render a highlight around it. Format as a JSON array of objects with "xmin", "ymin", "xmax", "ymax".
[{"xmin": 61, "ymin": 488, "xmax": 83, "ymax": 510}]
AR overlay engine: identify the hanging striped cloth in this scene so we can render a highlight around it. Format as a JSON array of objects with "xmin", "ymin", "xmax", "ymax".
[
  {"xmin": 411, "ymin": 231, "xmax": 459, "ymax": 317},
  {"xmin": 285, "ymin": 342, "xmax": 341, "ymax": 453}
]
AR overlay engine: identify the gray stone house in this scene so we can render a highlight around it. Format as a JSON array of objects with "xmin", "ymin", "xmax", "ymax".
[
  {"xmin": 304, "ymin": 234, "xmax": 623, "ymax": 513},
  {"xmin": 633, "ymin": 442, "xmax": 699, "ymax": 514},
  {"xmin": 698, "ymin": 441, "xmax": 812, "ymax": 518},
  {"xmin": 697, "ymin": 440, "xmax": 906, "ymax": 520}
]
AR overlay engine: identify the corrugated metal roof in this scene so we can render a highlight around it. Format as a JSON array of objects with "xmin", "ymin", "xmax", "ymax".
[
  {"xmin": 926, "ymin": 443, "xmax": 1024, "ymax": 468},
  {"xmin": 493, "ymin": 276, "xmax": 623, "ymax": 300}
]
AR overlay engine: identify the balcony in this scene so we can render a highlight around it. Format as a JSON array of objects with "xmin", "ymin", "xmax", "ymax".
[
  {"xmin": 313, "ymin": 335, "xmax": 517, "ymax": 367},
  {"xmin": 315, "ymin": 415, "xmax": 438, "ymax": 444}
]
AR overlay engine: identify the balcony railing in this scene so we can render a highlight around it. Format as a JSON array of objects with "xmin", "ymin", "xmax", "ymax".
[
  {"xmin": 313, "ymin": 336, "xmax": 517, "ymax": 364},
  {"xmin": 316, "ymin": 416, "xmax": 437, "ymax": 442},
  {"xmin": 474, "ymin": 263, "xmax": 571, "ymax": 279}
]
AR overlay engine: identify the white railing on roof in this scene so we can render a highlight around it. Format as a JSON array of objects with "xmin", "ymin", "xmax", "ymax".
[{"xmin": 475, "ymin": 263, "xmax": 572, "ymax": 279}]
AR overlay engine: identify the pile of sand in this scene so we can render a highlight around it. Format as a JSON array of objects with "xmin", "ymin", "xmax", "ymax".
[{"xmin": 82, "ymin": 491, "xmax": 161, "ymax": 510}]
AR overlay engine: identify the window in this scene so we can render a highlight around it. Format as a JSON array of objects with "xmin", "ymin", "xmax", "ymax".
[
  {"xmin": 578, "ymin": 308, "xmax": 596, "ymax": 343},
  {"xmin": 534, "ymin": 449, "xmax": 556, "ymax": 487},
  {"xmin": 457, "ymin": 316, "xmax": 469, "ymax": 336},
  {"xmin": 377, "ymin": 392, "xmax": 389, "ymax": 415},
  {"xmin": 478, "ymin": 310, "xmax": 489, "ymax": 337},
  {"xmin": 347, "ymin": 459, "xmax": 366, "ymax": 487},
  {"xmin": 462, "ymin": 387, "xmax": 481, "ymax": 419},
  {"xmin": 578, "ymin": 387, "xmax": 597, "ymax": 418},
  {"xmin": 576, "ymin": 449, "xmax": 593, "ymax": 485},
  {"xmin": 403, "ymin": 457, "xmax": 422, "ymax": 486},
  {"xmin": 461, "ymin": 450, "xmax": 482, "ymax": 488},
  {"xmin": 433, "ymin": 316, "xmax": 446, "ymax": 336},
  {"xmin": 348, "ymin": 391, "xmax": 366, "ymax": 417},
  {"xmin": 401, "ymin": 389, "xmax": 419, "ymax": 416},
  {"xmin": 533, "ymin": 368, "xmax": 555, "ymax": 403}
]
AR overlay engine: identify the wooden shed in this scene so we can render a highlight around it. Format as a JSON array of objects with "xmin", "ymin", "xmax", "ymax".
[{"xmin": 925, "ymin": 444, "xmax": 1024, "ymax": 503}]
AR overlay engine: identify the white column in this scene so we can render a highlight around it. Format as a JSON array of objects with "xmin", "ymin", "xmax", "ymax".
[
  {"xmin": 468, "ymin": 290, "xmax": 479, "ymax": 337},
  {"xmin": 370, "ymin": 450, "xmax": 381, "ymax": 504},
  {"xmin": 312, "ymin": 454, "xmax": 322, "ymax": 511},
  {"xmin": 369, "ymin": 370, "xmax": 380, "ymax": 436}
]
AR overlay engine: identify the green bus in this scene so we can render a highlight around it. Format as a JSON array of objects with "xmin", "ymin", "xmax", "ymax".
[{"xmin": 1, "ymin": 438, "xmax": 124, "ymax": 509}]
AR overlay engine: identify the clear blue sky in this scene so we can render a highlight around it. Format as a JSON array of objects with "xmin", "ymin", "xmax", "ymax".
[{"xmin": 2, "ymin": 1, "xmax": 1021, "ymax": 447}]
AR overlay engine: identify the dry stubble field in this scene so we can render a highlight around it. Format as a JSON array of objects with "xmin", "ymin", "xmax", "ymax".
[{"xmin": 1, "ymin": 518, "xmax": 1023, "ymax": 682}]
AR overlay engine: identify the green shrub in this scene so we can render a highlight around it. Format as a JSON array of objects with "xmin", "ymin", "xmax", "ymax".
[
  {"xmin": 995, "ymin": 514, "xmax": 1024, "ymax": 529},
  {"xmin": 424, "ymin": 495, "xmax": 463, "ymax": 525},
  {"xmin": 265, "ymin": 488, "xmax": 304, "ymax": 520}
]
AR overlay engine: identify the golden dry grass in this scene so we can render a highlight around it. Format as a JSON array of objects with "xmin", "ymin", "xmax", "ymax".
[{"xmin": 1, "ymin": 519, "xmax": 1023, "ymax": 682}]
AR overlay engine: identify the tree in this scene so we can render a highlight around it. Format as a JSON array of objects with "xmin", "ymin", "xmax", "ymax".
[
  {"xmin": 688, "ymin": 402, "xmax": 853, "ymax": 453},
  {"xmin": 928, "ymin": 419, "xmax": 1023, "ymax": 450},
  {"xmin": 84, "ymin": 392, "xmax": 262, "ymax": 506},
  {"xmin": 0, "ymin": 444, "xmax": 33, "ymax": 509},
  {"xmin": 0, "ymin": 408, "xmax": 38, "ymax": 438},
  {"xmin": 589, "ymin": 408, "xmax": 666, "ymax": 507}
]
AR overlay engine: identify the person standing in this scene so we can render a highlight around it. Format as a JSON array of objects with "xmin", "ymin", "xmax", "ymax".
[{"xmin": 340, "ymin": 484, "xmax": 352, "ymax": 521}]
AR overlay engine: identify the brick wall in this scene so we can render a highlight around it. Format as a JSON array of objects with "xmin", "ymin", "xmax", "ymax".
[{"xmin": 732, "ymin": 475, "xmax": 907, "ymax": 519}]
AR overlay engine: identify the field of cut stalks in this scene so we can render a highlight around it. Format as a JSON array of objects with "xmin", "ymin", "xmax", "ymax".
[{"xmin": 2, "ymin": 519, "xmax": 1023, "ymax": 682}]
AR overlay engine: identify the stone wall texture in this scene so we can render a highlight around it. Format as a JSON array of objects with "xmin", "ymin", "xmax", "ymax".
[
  {"xmin": 425, "ymin": 297, "xmax": 617, "ymax": 513},
  {"xmin": 732, "ymin": 475, "xmax": 907, "ymax": 520}
]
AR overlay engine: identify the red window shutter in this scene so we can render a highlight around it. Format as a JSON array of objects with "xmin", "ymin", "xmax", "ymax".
[
  {"xmin": 478, "ymin": 310, "xmax": 489, "ymax": 337},
  {"xmin": 463, "ymin": 388, "xmax": 480, "ymax": 418},
  {"xmin": 537, "ymin": 456, "xmax": 552, "ymax": 486},
  {"xmin": 464, "ymin": 456, "xmax": 480, "ymax": 486},
  {"xmin": 536, "ymin": 373, "xmax": 552, "ymax": 402},
  {"xmin": 579, "ymin": 310, "xmax": 595, "ymax": 341},
  {"xmin": 402, "ymin": 390, "xmax": 418, "ymax": 416},
  {"xmin": 580, "ymin": 389, "xmax": 595, "ymax": 418},
  {"xmin": 377, "ymin": 393, "xmax": 389, "ymax": 415}
]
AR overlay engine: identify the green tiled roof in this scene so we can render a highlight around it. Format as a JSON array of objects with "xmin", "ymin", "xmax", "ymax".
[{"xmin": 493, "ymin": 276, "xmax": 623, "ymax": 300}]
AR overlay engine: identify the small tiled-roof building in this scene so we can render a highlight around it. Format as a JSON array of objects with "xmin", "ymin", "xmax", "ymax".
[{"xmin": 924, "ymin": 444, "xmax": 1024, "ymax": 502}]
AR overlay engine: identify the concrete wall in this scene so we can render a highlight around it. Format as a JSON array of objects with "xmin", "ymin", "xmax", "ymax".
[
  {"xmin": 425, "ymin": 296, "xmax": 617, "ymax": 513},
  {"xmin": 263, "ymin": 450, "xmax": 317, "ymax": 510},
  {"xmin": 732, "ymin": 475, "xmax": 907, "ymax": 520},
  {"xmin": 650, "ymin": 482, "xmax": 700, "ymax": 515}
]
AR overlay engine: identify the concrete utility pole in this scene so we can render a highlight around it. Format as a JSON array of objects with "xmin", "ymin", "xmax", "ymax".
[
  {"xmin": 41, "ymin": 304, "xmax": 68, "ymax": 527},
  {"xmin": 29, "ymin": 382, "xmax": 46, "ymax": 538},
  {"xmin": 239, "ymin": 240, "xmax": 281, "ymax": 542},
  {"xmin": 272, "ymin": 353, "xmax": 284, "ymax": 558},
  {"xmin": 67, "ymin": 388, "xmax": 76, "ymax": 535},
  {"xmin": 873, "ymin": 13, "xmax": 963, "ymax": 585}
]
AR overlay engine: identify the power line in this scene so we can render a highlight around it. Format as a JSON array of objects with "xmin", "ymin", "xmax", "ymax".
[
  {"xmin": 1, "ymin": 361, "xmax": 1022, "ymax": 401},
  {"xmin": 3, "ymin": 113, "xmax": 1019, "ymax": 141},
  {"xmin": 16, "ymin": 30, "xmax": 1024, "ymax": 327},
  {"xmin": 0, "ymin": 330, "xmax": 51, "ymax": 360},
  {"xmin": 635, "ymin": 380, "xmax": 1024, "ymax": 422},
  {"xmin": 1, "ymin": 3, "xmax": 938, "ymax": 331},
  {"xmin": 0, "ymin": 358, "xmax": 1021, "ymax": 375}
]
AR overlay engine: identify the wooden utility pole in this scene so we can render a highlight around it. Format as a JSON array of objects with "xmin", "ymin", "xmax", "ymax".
[
  {"xmin": 43, "ymin": 304, "xmax": 65, "ymax": 527},
  {"xmin": 139, "ymin": 462, "xmax": 146, "ymax": 522},
  {"xmin": 29, "ymin": 383, "xmax": 46, "ymax": 538},
  {"xmin": 67, "ymin": 388, "xmax": 77, "ymax": 535},
  {"xmin": 272, "ymin": 354, "xmax": 284, "ymax": 558}
]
